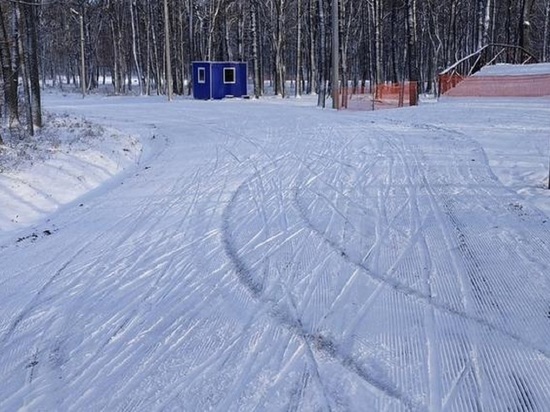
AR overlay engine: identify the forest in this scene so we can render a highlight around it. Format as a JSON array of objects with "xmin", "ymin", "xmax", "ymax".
[{"xmin": 0, "ymin": 0, "xmax": 549, "ymax": 138}]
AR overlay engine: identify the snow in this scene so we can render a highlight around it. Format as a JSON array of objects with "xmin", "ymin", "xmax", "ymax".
[
  {"xmin": 474, "ymin": 62, "xmax": 550, "ymax": 76},
  {"xmin": 0, "ymin": 112, "xmax": 143, "ymax": 232},
  {"xmin": 1, "ymin": 68, "xmax": 550, "ymax": 410}
]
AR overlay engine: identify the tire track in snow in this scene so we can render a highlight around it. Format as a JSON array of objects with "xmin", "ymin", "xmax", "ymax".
[
  {"xmin": 65, "ymin": 157, "xmax": 249, "ymax": 409},
  {"xmin": 390, "ymin": 137, "xmax": 443, "ymax": 411},
  {"xmin": 93, "ymin": 141, "xmax": 290, "ymax": 410},
  {"xmin": 0, "ymin": 242, "xmax": 90, "ymax": 345},
  {"xmin": 221, "ymin": 156, "xmax": 420, "ymax": 410},
  {"xmin": 295, "ymin": 133, "xmax": 432, "ymax": 403},
  {"xmin": 1, "ymin": 142, "xmax": 247, "ymax": 411},
  {"xmin": 387, "ymin": 134, "xmax": 485, "ymax": 411},
  {"xmin": 401, "ymin": 128, "xmax": 550, "ymax": 410},
  {"xmin": 292, "ymin": 149, "xmax": 550, "ymax": 361},
  {"xmin": 407, "ymin": 131, "xmax": 550, "ymax": 410},
  {"xmin": 300, "ymin": 119, "xmax": 550, "ymax": 409},
  {"xmin": 219, "ymin": 114, "xmax": 547, "ymax": 408}
]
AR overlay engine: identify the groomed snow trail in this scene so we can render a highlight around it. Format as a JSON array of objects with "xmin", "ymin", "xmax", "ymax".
[{"xmin": 1, "ymin": 95, "xmax": 550, "ymax": 411}]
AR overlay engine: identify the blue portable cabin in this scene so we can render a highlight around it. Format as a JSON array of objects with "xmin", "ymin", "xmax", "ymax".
[{"xmin": 192, "ymin": 61, "xmax": 248, "ymax": 100}]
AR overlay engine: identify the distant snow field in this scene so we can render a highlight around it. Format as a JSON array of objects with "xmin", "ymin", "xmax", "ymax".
[{"xmin": 1, "ymin": 65, "xmax": 550, "ymax": 411}]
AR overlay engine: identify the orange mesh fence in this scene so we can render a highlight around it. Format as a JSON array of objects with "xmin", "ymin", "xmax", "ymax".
[
  {"xmin": 443, "ymin": 74, "xmax": 550, "ymax": 97},
  {"xmin": 438, "ymin": 74, "xmax": 464, "ymax": 95},
  {"xmin": 376, "ymin": 83, "xmax": 403, "ymax": 99},
  {"xmin": 340, "ymin": 82, "xmax": 418, "ymax": 111}
]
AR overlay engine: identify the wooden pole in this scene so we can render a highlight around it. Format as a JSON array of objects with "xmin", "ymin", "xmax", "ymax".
[{"xmin": 79, "ymin": 13, "xmax": 85, "ymax": 98}]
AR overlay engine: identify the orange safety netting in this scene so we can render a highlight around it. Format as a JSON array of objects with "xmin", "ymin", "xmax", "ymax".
[
  {"xmin": 339, "ymin": 82, "xmax": 418, "ymax": 110},
  {"xmin": 443, "ymin": 74, "xmax": 550, "ymax": 97},
  {"xmin": 375, "ymin": 82, "xmax": 416, "ymax": 102},
  {"xmin": 438, "ymin": 74, "xmax": 465, "ymax": 95}
]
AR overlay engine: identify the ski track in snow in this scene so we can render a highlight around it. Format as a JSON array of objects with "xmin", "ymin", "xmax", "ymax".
[{"xmin": 1, "ymin": 95, "xmax": 550, "ymax": 411}]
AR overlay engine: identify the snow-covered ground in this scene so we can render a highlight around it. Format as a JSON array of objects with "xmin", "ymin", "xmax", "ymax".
[
  {"xmin": 0, "ymin": 111, "xmax": 142, "ymax": 232},
  {"xmin": 474, "ymin": 62, "xmax": 550, "ymax": 76},
  {"xmin": 1, "ymin": 81, "xmax": 550, "ymax": 411}
]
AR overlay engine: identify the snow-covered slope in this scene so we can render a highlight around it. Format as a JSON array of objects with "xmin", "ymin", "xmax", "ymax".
[
  {"xmin": 1, "ymin": 91, "xmax": 550, "ymax": 411},
  {"xmin": 0, "ymin": 112, "xmax": 143, "ymax": 233}
]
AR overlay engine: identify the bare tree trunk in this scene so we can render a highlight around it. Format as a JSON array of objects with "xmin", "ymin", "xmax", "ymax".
[
  {"xmin": 188, "ymin": 0, "xmax": 194, "ymax": 61},
  {"xmin": 477, "ymin": 0, "xmax": 485, "ymax": 50},
  {"xmin": 406, "ymin": 0, "xmax": 419, "ymax": 104},
  {"xmin": 0, "ymin": 4, "xmax": 19, "ymax": 128},
  {"xmin": 144, "ymin": 2, "xmax": 152, "ymax": 95},
  {"xmin": 110, "ymin": 20, "xmax": 121, "ymax": 94},
  {"xmin": 477, "ymin": 0, "xmax": 492, "ymax": 50},
  {"xmin": 374, "ymin": 0, "xmax": 382, "ymax": 87},
  {"xmin": 331, "ymin": 0, "xmax": 339, "ymax": 109},
  {"xmin": 544, "ymin": 0, "xmax": 550, "ymax": 61},
  {"xmin": 130, "ymin": 1, "xmax": 144, "ymax": 95},
  {"xmin": 390, "ymin": 3, "xmax": 399, "ymax": 83},
  {"xmin": 341, "ymin": 0, "xmax": 356, "ymax": 107},
  {"xmin": 482, "ymin": 0, "xmax": 492, "ymax": 48},
  {"xmin": 520, "ymin": 0, "xmax": 534, "ymax": 52},
  {"xmin": 164, "ymin": 0, "xmax": 173, "ymax": 100},
  {"xmin": 317, "ymin": 0, "xmax": 326, "ymax": 107},
  {"xmin": 273, "ymin": 0, "xmax": 286, "ymax": 97},
  {"xmin": 237, "ymin": 2, "xmax": 244, "ymax": 60},
  {"xmin": 445, "ymin": 0, "xmax": 458, "ymax": 67},
  {"xmin": 207, "ymin": 0, "xmax": 222, "ymax": 61},
  {"xmin": 22, "ymin": 2, "xmax": 42, "ymax": 129},
  {"xmin": 16, "ymin": 4, "xmax": 33, "ymax": 135},
  {"xmin": 224, "ymin": 13, "xmax": 233, "ymax": 61},
  {"xmin": 149, "ymin": 2, "xmax": 161, "ymax": 95},
  {"xmin": 295, "ymin": 0, "xmax": 302, "ymax": 97},
  {"xmin": 506, "ymin": 0, "xmax": 513, "ymax": 59},
  {"xmin": 250, "ymin": 0, "xmax": 261, "ymax": 97},
  {"xmin": 308, "ymin": 0, "xmax": 317, "ymax": 94}
]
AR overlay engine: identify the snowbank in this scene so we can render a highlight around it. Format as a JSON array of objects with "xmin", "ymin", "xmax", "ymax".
[{"xmin": 0, "ymin": 114, "xmax": 142, "ymax": 232}]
